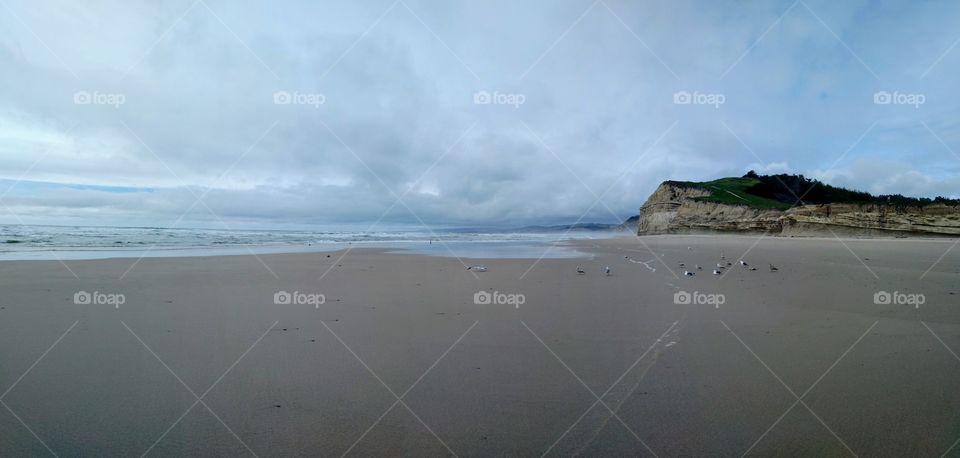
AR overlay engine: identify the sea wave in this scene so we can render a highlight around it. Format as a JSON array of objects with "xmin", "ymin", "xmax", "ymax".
[{"xmin": 0, "ymin": 225, "xmax": 608, "ymax": 260}]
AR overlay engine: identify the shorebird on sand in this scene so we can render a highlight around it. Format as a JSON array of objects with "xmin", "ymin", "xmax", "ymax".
[
  {"xmin": 604, "ymin": 266, "xmax": 611, "ymax": 276},
  {"xmin": 713, "ymin": 269, "xmax": 722, "ymax": 275},
  {"xmin": 769, "ymin": 264, "xmax": 779, "ymax": 272},
  {"xmin": 576, "ymin": 266, "xmax": 585, "ymax": 275}
]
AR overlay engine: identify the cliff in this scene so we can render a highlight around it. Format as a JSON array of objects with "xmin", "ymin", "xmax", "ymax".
[{"xmin": 637, "ymin": 180, "xmax": 960, "ymax": 237}]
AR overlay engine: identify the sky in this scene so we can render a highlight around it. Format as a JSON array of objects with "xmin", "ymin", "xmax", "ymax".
[{"xmin": 1, "ymin": 0, "xmax": 960, "ymax": 229}]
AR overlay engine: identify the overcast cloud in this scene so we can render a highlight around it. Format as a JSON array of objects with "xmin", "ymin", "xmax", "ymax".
[{"xmin": 1, "ymin": 0, "xmax": 959, "ymax": 229}]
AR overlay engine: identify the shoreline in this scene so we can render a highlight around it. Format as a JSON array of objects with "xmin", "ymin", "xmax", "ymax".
[
  {"xmin": 1, "ymin": 230, "xmax": 955, "ymax": 263},
  {"xmin": 0, "ymin": 236, "xmax": 601, "ymax": 262}
]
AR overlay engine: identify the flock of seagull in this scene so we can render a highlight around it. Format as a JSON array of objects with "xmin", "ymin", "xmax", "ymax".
[
  {"xmin": 690, "ymin": 250, "xmax": 779, "ymax": 277},
  {"xmin": 614, "ymin": 249, "xmax": 779, "ymax": 278},
  {"xmin": 468, "ymin": 248, "xmax": 780, "ymax": 278}
]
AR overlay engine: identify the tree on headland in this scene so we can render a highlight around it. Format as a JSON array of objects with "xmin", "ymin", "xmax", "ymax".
[{"xmin": 739, "ymin": 172, "xmax": 959, "ymax": 207}]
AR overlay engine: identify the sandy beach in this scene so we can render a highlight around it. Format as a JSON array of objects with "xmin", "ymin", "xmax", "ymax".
[{"xmin": 1, "ymin": 235, "xmax": 959, "ymax": 456}]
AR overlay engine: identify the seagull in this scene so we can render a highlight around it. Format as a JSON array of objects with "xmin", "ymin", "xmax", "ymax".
[
  {"xmin": 696, "ymin": 265, "xmax": 702, "ymax": 270},
  {"xmin": 716, "ymin": 263, "xmax": 725, "ymax": 268},
  {"xmin": 684, "ymin": 270, "xmax": 695, "ymax": 276},
  {"xmin": 739, "ymin": 260, "xmax": 748, "ymax": 267},
  {"xmin": 679, "ymin": 263, "xmax": 685, "ymax": 267},
  {"xmin": 576, "ymin": 266, "xmax": 585, "ymax": 275},
  {"xmin": 712, "ymin": 269, "xmax": 722, "ymax": 275},
  {"xmin": 769, "ymin": 264, "xmax": 779, "ymax": 272},
  {"xmin": 604, "ymin": 266, "xmax": 611, "ymax": 276},
  {"xmin": 749, "ymin": 267, "xmax": 757, "ymax": 271},
  {"xmin": 467, "ymin": 265, "xmax": 487, "ymax": 272}
]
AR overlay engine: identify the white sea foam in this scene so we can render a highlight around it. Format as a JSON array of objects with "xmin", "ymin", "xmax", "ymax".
[{"xmin": 0, "ymin": 225, "xmax": 602, "ymax": 260}]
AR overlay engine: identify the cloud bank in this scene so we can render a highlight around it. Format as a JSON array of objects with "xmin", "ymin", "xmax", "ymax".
[{"xmin": 1, "ymin": 0, "xmax": 959, "ymax": 228}]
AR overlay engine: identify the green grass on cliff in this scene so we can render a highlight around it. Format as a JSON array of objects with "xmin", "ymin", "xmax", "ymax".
[
  {"xmin": 667, "ymin": 172, "xmax": 960, "ymax": 210},
  {"xmin": 666, "ymin": 177, "xmax": 793, "ymax": 210}
]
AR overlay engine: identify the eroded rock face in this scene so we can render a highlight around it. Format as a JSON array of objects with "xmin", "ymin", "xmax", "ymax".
[
  {"xmin": 636, "ymin": 184, "xmax": 711, "ymax": 234},
  {"xmin": 783, "ymin": 203, "xmax": 960, "ymax": 236},
  {"xmin": 637, "ymin": 182, "xmax": 960, "ymax": 237}
]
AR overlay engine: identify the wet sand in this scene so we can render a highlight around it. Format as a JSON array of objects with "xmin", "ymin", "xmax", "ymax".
[{"xmin": 0, "ymin": 235, "xmax": 959, "ymax": 456}]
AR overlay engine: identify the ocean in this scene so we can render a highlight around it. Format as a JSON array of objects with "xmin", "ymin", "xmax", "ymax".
[{"xmin": 0, "ymin": 225, "xmax": 611, "ymax": 260}]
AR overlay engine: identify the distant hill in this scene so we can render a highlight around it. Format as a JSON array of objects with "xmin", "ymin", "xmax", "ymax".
[{"xmin": 514, "ymin": 219, "xmax": 638, "ymax": 233}]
